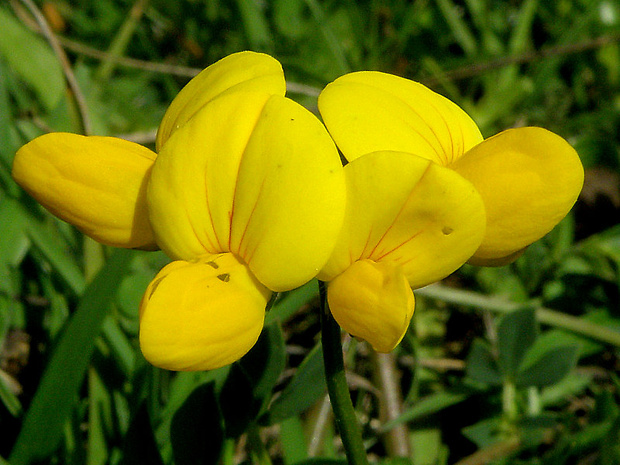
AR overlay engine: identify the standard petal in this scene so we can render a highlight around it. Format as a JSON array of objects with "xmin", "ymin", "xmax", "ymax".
[
  {"xmin": 12, "ymin": 133, "xmax": 157, "ymax": 249},
  {"xmin": 318, "ymin": 71, "xmax": 483, "ymax": 165},
  {"xmin": 327, "ymin": 259, "xmax": 414, "ymax": 353},
  {"xmin": 229, "ymin": 95, "xmax": 346, "ymax": 292},
  {"xmin": 156, "ymin": 51, "xmax": 286, "ymax": 150},
  {"xmin": 139, "ymin": 253, "xmax": 271, "ymax": 371},
  {"xmin": 147, "ymin": 92, "xmax": 273, "ymax": 260},
  {"xmin": 450, "ymin": 127, "xmax": 584, "ymax": 264},
  {"xmin": 318, "ymin": 151, "xmax": 486, "ymax": 289}
]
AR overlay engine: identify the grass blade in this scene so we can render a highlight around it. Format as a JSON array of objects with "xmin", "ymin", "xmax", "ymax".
[{"xmin": 9, "ymin": 248, "xmax": 134, "ymax": 465}]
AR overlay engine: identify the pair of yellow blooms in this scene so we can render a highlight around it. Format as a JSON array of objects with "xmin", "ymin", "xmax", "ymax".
[{"xmin": 13, "ymin": 52, "xmax": 583, "ymax": 371}]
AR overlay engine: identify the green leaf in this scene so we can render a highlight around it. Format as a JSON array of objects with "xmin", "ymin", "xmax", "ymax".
[
  {"xmin": 170, "ymin": 382, "xmax": 224, "ymax": 465},
  {"xmin": 274, "ymin": 0, "xmax": 310, "ymax": 38},
  {"xmin": 234, "ymin": 0, "xmax": 274, "ymax": 52},
  {"xmin": 569, "ymin": 419, "xmax": 617, "ymax": 453},
  {"xmin": 380, "ymin": 390, "xmax": 472, "ymax": 432},
  {"xmin": 219, "ymin": 363, "xmax": 255, "ymax": 438},
  {"xmin": 155, "ymin": 368, "xmax": 228, "ymax": 462},
  {"xmin": 9, "ymin": 248, "xmax": 134, "ymax": 465},
  {"xmin": 412, "ymin": 428, "xmax": 446, "ymax": 465},
  {"xmin": 242, "ymin": 323, "xmax": 286, "ymax": 403},
  {"xmin": 220, "ymin": 324, "xmax": 286, "ymax": 437},
  {"xmin": 378, "ymin": 459, "xmax": 414, "ymax": 465},
  {"xmin": 263, "ymin": 342, "xmax": 326, "ymax": 425},
  {"xmin": 280, "ymin": 416, "xmax": 308, "ymax": 464},
  {"xmin": 0, "ymin": 7, "xmax": 65, "ymax": 111},
  {"xmin": 518, "ymin": 413, "xmax": 558, "ymax": 448},
  {"xmin": 266, "ymin": 280, "xmax": 318, "ymax": 325},
  {"xmin": 86, "ymin": 368, "xmax": 109, "ymax": 465},
  {"xmin": 120, "ymin": 404, "xmax": 165, "ymax": 465},
  {"xmin": 23, "ymin": 210, "xmax": 86, "ymax": 295},
  {"xmin": 508, "ymin": 0, "xmax": 539, "ymax": 54},
  {"xmin": 435, "ymin": 0, "xmax": 478, "ymax": 56},
  {"xmin": 0, "ymin": 198, "xmax": 29, "ymax": 296},
  {"xmin": 294, "ymin": 460, "xmax": 347, "ymax": 465},
  {"xmin": 466, "ymin": 339, "xmax": 503, "ymax": 386},
  {"xmin": 516, "ymin": 344, "xmax": 580, "ymax": 388},
  {"xmin": 461, "ymin": 417, "xmax": 503, "ymax": 449},
  {"xmin": 101, "ymin": 317, "xmax": 136, "ymax": 378},
  {"xmin": 541, "ymin": 372, "xmax": 592, "ymax": 407},
  {"xmin": 0, "ymin": 370, "xmax": 22, "ymax": 417},
  {"xmin": 497, "ymin": 307, "xmax": 537, "ymax": 378},
  {"xmin": 0, "ymin": 61, "xmax": 22, "ymax": 197}
]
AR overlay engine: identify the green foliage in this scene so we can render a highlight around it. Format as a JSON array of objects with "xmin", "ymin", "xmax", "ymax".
[
  {"xmin": 467, "ymin": 307, "xmax": 580, "ymax": 388},
  {"xmin": 170, "ymin": 383, "xmax": 224, "ymax": 465},
  {"xmin": 1, "ymin": 0, "xmax": 619, "ymax": 464},
  {"xmin": 497, "ymin": 307, "xmax": 539, "ymax": 379},
  {"xmin": 9, "ymin": 249, "xmax": 134, "ymax": 465},
  {"xmin": 263, "ymin": 342, "xmax": 326, "ymax": 425},
  {"xmin": 0, "ymin": 7, "xmax": 65, "ymax": 111}
]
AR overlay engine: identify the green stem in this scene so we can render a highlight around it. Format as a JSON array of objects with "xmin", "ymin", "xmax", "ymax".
[
  {"xmin": 319, "ymin": 282, "xmax": 369, "ymax": 465},
  {"xmin": 526, "ymin": 386, "xmax": 541, "ymax": 417},
  {"xmin": 417, "ymin": 284, "xmax": 620, "ymax": 347},
  {"xmin": 95, "ymin": 0, "xmax": 150, "ymax": 83},
  {"xmin": 303, "ymin": 0, "xmax": 350, "ymax": 75},
  {"xmin": 83, "ymin": 237, "xmax": 105, "ymax": 282},
  {"xmin": 247, "ymin": 424, "xmax": 272, "ymax": 465},
  {"xmin": 502, "ymin": 379, "xmax": 518, "ymax": 422}
]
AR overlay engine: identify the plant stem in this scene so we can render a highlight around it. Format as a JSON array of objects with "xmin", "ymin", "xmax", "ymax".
[
  {"xmin": 95, "ymin": 0, "xmax": 150, "ymax": 83},
  {"xmin": 247, "ymin": 424, "xmax": 272, "ymax": 465},
  {"xmin": 319, "ymin": 282, "xmax": 369, "ymax": 465},
  {"xmin": 16, "ymin": 0, "xmax": 91, "ymax": 134},
  {"xmin": 417, "ymin": 284, "xmax": 620, "ymax": 347},
  {"xmin": 526, "ymin": 386, "xmax": 541, "ymax": 416},
  {"xmin": 502, "ymin": 379, "xmax": 518, "ymax": 422}
]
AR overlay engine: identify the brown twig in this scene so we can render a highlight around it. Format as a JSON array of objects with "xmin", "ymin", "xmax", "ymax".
[
  {"xmin": 16, "ymin": 1, "xmax": 617, "ymax": 99},
  {"xmin": 14, "ymin": 0, "xmax": 92, "ymax": 135},
  {"xmin": 56, "ymin": 36, "xmax": 322, "ymax": 96},
  {"xmin": 94, "ymin": 0, "xmax": 151, "ymax": 83},
  {"xmin": 421, "ymin": 33, "xmax": 620, "ymax": 86},
  {"xmin": 60, "ymin": 36, "xmax": 202, "ymax": 77},
  {"xmin": 453, "ymin": 429, "xmax": 555, "ymax": 465},
  {"xmin": 400, "ymin": 356, "xmax": 466, "ymax": 371},
  {"xmin": 115, "ymin": 128, "xmax": 158, "ymax": 144},
  {"xmin": 374, "ymin": 352, "xmax": 411, "ymax": 457},
  {"xmin": 308, "ymin": 395, "xmax": 333, "ymax": 457},
  {"xmin": 452, "ymin": 435, "xmax": 521, "ymax": 465}
]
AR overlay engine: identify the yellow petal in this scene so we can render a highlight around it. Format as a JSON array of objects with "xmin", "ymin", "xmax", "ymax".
[
  {"xmin": 318, "ymin": 71, "xmax": 483, "ymax": 165},
  {"xmin": 230, "ymin": 95, "xmax": 346, "ymax": 292},
  {"xmin": 327, "ymin": 259, "xmax": 414, "ymax": 352},
  {"xmin": 149, "ymin": 92, "xmax": 346, "ymax": 292},
  {"xmin": 12, "ymin": 133, "xmax": 157, "ymax": 249},
  {"xmin": 148, "ymin": 92, "xmax": 273, "ymax": 260},
  {"xmin": 450, "ymin": 127, "xmax": 584, "ymax": 264},
  {"xmin": 156, "ymin": 51, "xmax": 286, "ymax": 150},
  {"xmin": 319, "ymin": 151, "xmax": 486, "ymax": 289},
  {"xmin": 139, "ymin": 253, "xmax": 271, "ymax": 371}
]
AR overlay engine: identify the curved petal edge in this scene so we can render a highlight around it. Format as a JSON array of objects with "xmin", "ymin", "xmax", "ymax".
[
  {"xmin": 451, "ymin": 127, "xmax": 584, "ymax": 263},
  {"xmin": 156, "ymin": 51, "xmax": 286, "ymax": 150}
]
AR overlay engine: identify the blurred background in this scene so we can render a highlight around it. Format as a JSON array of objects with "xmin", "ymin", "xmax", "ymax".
[{"xmin": 0, "ymin": 1, "xmax": 619, "ymax": 464}]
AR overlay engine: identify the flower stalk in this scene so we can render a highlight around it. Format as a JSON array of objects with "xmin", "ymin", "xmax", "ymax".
[{"xmin": 319, "ymin": 281, "xmax": 369, "ymax": 465}]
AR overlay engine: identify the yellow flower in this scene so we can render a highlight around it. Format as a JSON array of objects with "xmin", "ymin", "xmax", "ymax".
[
  {"xmin": 317, "ymin": 71, "xmax": 584, "ymax": 352},
  {"xmin": 12, "ymin": 51, "xmax": 346, "ymax": 371}
]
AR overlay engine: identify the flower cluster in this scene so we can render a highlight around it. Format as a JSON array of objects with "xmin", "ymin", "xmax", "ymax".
[{"xmin": 12, "ymin": 52, "xmax": 583, "ymax": 371}]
